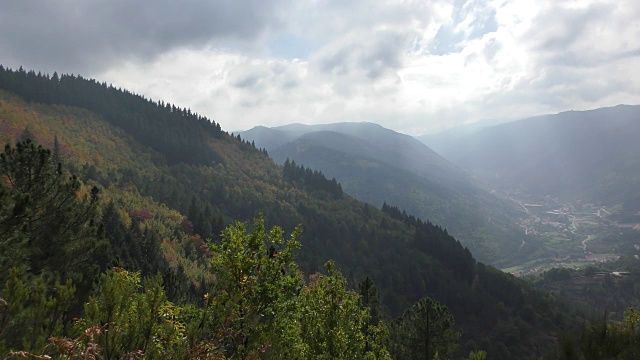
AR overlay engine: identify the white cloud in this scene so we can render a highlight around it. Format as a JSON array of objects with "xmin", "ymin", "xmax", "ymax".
[{"xmin": 7, "ymin": 0, "xmax": 638, "ymax": 135}]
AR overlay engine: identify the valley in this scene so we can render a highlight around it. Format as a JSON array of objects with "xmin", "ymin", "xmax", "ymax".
[
  {"xmin": 420, "ymin": 105, "xmax": 640, "ymax": 280},
  {"xmin": 241, "ymin": 123, "xmax": 526, "ymax": 265},
  {"xmin": 0, "ymin": 66, "xmax": 638, "ymax": 359},
  {"xmin": 503, "ymin": 193, "xmax": 639, "ymax": 276},
  {"xmin": 2, "ymin": 68, "xmax": 588, "ymax": 358},
  {"xmin": 3, "ymin": 1, "xmax": 640, "ymax": 357}
]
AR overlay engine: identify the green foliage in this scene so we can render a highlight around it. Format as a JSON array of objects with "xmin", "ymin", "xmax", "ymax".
[
  {"xmin": 544, "ymin": 267, "xmax": 574, "ymax": 282},
  {"xmin": 206, "ymin": 215, "xmax": 304, "ymax": 359},
  {"xmin": 0, "ymin": 139, "xmax": 105, "ymax": 287},
  {"xmin": 360, "ymin": 276, "xmax": 382, "ymax": 348},
  {"xmin": 10, "ymin": 217, "xmax": 390, "ymax": 360},
  {"xmin": 202, "ymin": 217, "xmax": 393, "ymax": 359},
  {"xmin": 0, "ymin": 66, "xmax": 592, "ymax": 359},
  {"xmin": 268, "ymin": 130, "xmax": 524, "ymax": 265},
  {"xmin": 0, "ymin": 66, "xmax": 228, "ymax": 166},
  {"xmin": 546, "ymin": 308, "xmax": 640, "ymax": 359},
  {"xmin": 469, "ymin": 350, "xmax": 488, "ymax": 360},
  {"xmin": 389, "ymin": 296, "xmax": 461, "ymax": 360},
  {"xmin": 81, "ymin": 268, "xmax": 188, "ymax": 359},
  {"xmin": 45, "ymin": 326, "xmax": 144, "ymax": 360},
  {"xmin": 299, "ymin": 261, "xmax": 391, "ymax": 359},
  {"xmin": 283, "ymin": 158, "xmax": 342, "ymax": 199},
  {"xmin": 533, "ymin": 260, "xmax": 640, "ymax": 321},
  {"xmin": 0, "ymin": 176, "xmax": 29, "ymax": 273},
  {"xmin": 0, "ymin": 139, "xmax": 106, "ymax": 356},
  {"xmin": 0, "ymin": 267, "xmax": 75, "ymax": 355}
]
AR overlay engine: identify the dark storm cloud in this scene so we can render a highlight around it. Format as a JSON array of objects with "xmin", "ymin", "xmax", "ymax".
[{"xmin": 0, "ymin": 0, "xmax": 286, "ymax": 73}]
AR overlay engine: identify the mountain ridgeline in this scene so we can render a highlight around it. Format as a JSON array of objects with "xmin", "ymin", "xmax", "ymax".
[
  {"xmin": 0, "ymin": 66, "xmax": 587, "ymax": 358},
  {"xmin": 0, "ymin": 66, "xmax": 229, "ymax": 167},
  {"xmin": 420, "ymin": 106, "xmax": 640, "ymax": 222},
  {"xmin": 241, "ymin": 123, "xmax": 526, "ymax": 265}
]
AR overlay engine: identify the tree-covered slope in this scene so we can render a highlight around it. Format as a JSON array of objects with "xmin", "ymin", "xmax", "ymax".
[
  {"xmin": 243, "ymin": 124, "xmax": 525, "ymax": 265},
  {"xmin": 0, "ymin": 66, "xmax": 586, "ymax": 358},
  {"xmin": 420, "ymin": 105, "xmax": 640, "ymax": 222}
]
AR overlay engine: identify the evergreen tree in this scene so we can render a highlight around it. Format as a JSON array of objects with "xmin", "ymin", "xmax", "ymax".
[
  {"xmin": 51, "ymin": 134, "xmax": 61, "ymax": 166},
  {"xmin": 0, "ymin": 176, "xmax": 30, "ymax": 275},
  {"xmin": 19, "ymin": 126, "xmax": 35, "ymax": 142},
  {"xmin": 390, "ymin": 296, "xmax": 461, "ymax": 360},
  {"xmin": 0, "ymin": 139, "xmax": 105, "ymax": 287},
  {"xmin": 360, "ymin": 276, "xmax": 381, "ymax": 326},
  {"xmin": 0, "ymin": 139, "xmax": 105, "ymax": 354}
]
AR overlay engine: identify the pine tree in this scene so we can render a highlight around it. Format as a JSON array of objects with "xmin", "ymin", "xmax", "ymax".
[
  {"xmin": 390, "ymin": 296, "xmax": 461, "ymax": 360},
  {"xmin": 0, "ymin": 139, "xmax": 105, "ymax": 286},
  {"xmin": 359, "ymin": 276, "xmax": 381, "ymax": 325},
  {"xmin": 51, "ymin": 134, "xmax": 61, "ymax": 166},
  {"xmin": 19, "ymin": 126, "xmax": 35, "ymax": 142}
]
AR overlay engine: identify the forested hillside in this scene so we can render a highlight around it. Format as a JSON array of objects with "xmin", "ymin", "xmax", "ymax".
[
  {"xmin": 0, "ymin": 66, "xmax": 588, "ymax": 358},
  {"xmin": 242, "ymin": 123, "xmax": 526, "ymax": 265}
]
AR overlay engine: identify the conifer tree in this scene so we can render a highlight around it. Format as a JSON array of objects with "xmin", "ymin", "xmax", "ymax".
[
  {"xmin": 19, "ymin": 126, "xmax": 35, "ymax": 142},
  {"xmin": 0, "ymin": 139, "xmax": 105, "ymax": 285},
  {"xmin": 52, "ymin": 134, "xmax": 61, "ymax": 165},
  {"xmin": 390, "ymin": 296, "xmax": 461, "ymax": 360}
]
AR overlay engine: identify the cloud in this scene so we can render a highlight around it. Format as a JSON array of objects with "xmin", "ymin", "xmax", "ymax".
[
  {"xmin": 432, "ymin": 0, "xmax": 498, "ymax": 55},
  {"xmin": 522, "ymin": 1, "xmax": 640, "ymax": 67},
  {"xmin": 0, "ymin": 0, "xmax": 288, "ymax": 73},
  {"xmin": 486, "ymin": 0, "xmax": 640, "ymax": 116},
  {"xmin": 313, "ymin": 29, "xmax": 409, "ymax": 80},
  {"xmin": 3, "ymin": 0, "xmax": 640, "ymax": 135}
]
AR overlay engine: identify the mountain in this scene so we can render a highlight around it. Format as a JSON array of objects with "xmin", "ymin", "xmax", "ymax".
[
  {"xmin": 241, "ymin": 122, "xmax": 526, "ymax": 265},
  {"xmin": 245, "ymin": 122, "xmax": 463, "ymax": 184},
  {"xmin": 234, "ymin": 125, "xmax": 297, "ymax": 150},
  {"xmin": 0, "ymin": 66, "xmax": 587, "ymax": 358},
  {"xmin": 420, "ymin": 105, "xmax": 640, "ymax": 222}
]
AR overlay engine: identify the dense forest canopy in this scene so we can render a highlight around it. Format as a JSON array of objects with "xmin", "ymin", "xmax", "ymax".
[
  {"xmin": 3, "ymin": 65, "xmax": 638, "ymax": 359},
  {"xmin": 242, "ymin": 123, "xmax": 526, "ymax": 266}
]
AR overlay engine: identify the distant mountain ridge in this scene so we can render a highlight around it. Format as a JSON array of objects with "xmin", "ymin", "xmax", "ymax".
[
  {"xmin": 419, "ymin": 105, "xmax": 640, "ymax": 221},
  {"xmin": 241, "ymin": 122, "xmax": 526, "ymax": 265},
  {"xmin": 247, "ymin": 122, "xmax": 463, "ymax": 182}
]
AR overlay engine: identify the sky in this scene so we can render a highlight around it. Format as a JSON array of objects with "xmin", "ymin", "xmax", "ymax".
[{"xmin": 1, "ymin": 0, "xmax": 639, "ymax": 135}]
